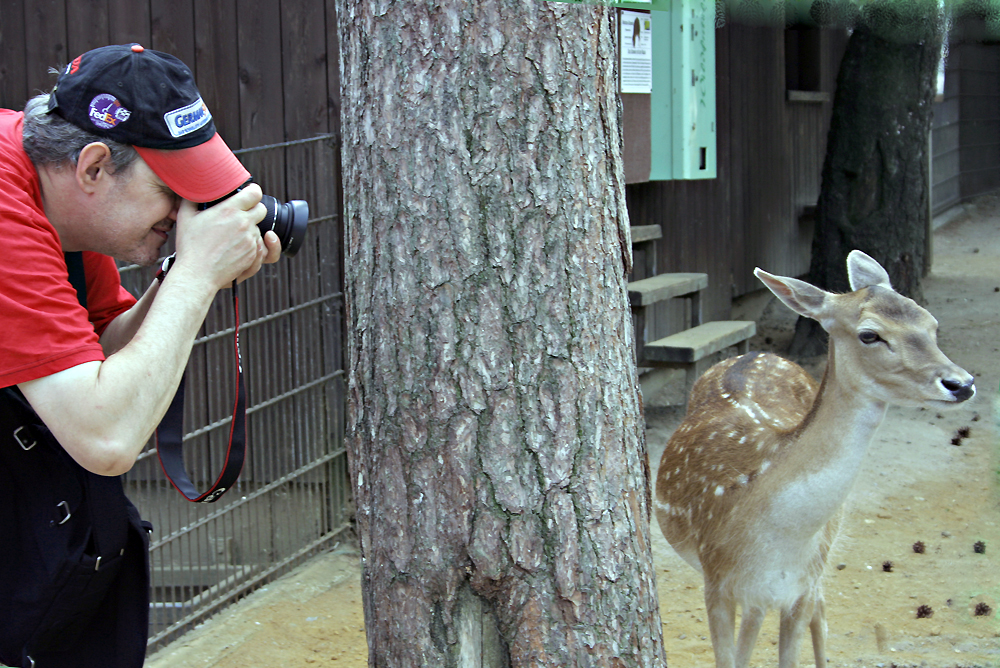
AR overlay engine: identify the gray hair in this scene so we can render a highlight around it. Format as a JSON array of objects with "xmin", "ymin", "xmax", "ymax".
[{"xmin": 21, "ymin": 92, "xmax": 138, "ymax": 176}]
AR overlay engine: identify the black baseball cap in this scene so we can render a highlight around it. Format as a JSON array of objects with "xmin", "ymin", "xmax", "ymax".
[{"xmin": 47, "ymin": 43, "xmax": 250, "ymax": 202}]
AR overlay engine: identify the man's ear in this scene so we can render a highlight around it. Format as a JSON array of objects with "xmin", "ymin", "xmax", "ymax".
[{"xmin": 74, "ymin": 142, "xmax": 113, "ymax": 194}]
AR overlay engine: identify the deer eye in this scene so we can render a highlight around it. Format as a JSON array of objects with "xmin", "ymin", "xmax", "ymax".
[{"xmin": 858, "ymin": 330, "xmax": 882, "ymax": 345}]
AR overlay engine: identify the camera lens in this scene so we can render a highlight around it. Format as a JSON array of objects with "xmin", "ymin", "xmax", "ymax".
[{"xmin": 259, "ymin": 196, "xmax": 309, "ymax": 257}]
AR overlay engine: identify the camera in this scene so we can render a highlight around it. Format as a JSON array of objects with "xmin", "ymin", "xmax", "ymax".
[{"xmin": 200, "ymin": 178, "xmax": 309, "ymax": 257}]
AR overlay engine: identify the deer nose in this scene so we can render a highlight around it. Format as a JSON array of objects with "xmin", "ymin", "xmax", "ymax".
[{"xmin": 941, "ymin": 377, "xmax": 976, "ymax": 402}]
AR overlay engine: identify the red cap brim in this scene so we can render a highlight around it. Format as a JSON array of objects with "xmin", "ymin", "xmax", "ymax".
[{"xmin": 135, "ymin": 133, "xmax": 250, "ymax": 202}]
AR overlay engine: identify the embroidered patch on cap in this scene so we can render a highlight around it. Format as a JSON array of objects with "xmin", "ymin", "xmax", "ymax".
[
  {"xmin": 88, "ymin": 93, "xmax": 131, "ymax": 130},
  {"xmin": 164, "ymin": 97, "xmax": 212, "ymax": 138}
]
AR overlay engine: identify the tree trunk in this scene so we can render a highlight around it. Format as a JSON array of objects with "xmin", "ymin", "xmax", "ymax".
[
  {"xmin": 791, "ymin": 5, "xmax": 943, "ymax": 355},
  {"xmin": 338, "ymin": 2, "xmax": 665, "ymax": 667}
]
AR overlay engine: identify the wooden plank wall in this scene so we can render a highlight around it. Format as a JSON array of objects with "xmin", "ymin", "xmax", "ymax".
[
  {"xmin": 626, "ymin": 23, "xmax": 847, "ymax": 329},
  {"xmin": 931, "ymin": 38, "xmax": 1000, "ymax": 217},
  {"xmin": 954, "ymin": 42, "xmax": 1000, "ymax": 205},
  {"xmin": 0, "ymin": 0, "xmax": 338, "ymax": 149},
  {"xmin": 932, "ymin": 44, "xmax": 963, "ymax": 215}
]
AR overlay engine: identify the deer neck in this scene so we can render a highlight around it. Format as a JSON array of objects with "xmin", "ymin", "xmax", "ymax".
[{"xmin": 763, "ymin": 344, "xmax": 887, "ymax": 534}]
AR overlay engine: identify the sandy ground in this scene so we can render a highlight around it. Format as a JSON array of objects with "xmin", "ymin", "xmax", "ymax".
[{"xmin": 147, "ymin": 198, "xmax": 1000, "ymax": 667}]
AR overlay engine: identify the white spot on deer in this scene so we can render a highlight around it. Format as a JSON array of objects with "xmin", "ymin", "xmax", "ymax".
[
  {"xmin": 714, "ymin": 485, "xmax": 725, "ymax": 496},
  {"xmin": 744, "ymin": 410, "xmax": 762, "ymax": 426}
]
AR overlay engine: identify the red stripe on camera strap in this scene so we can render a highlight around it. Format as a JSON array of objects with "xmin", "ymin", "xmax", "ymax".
[{"xmin": 155, "ymin": 281, "xmax": 246, "ymax": 503}]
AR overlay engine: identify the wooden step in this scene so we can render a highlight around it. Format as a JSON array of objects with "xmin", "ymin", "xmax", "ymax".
[
  {"xmin": 630, "ymin": 225, "xmax": 663, "ymax": 244},
  {"xmin": 627, "ymin": 273, "xmax": 707, "ymax": 307},
  {"xmin": 642, "ymin": 321, "xmax": 757, "ymax": 364}
]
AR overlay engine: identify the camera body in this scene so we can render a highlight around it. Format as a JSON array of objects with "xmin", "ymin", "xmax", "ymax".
[{"xmin": 199, "ymin": 178, "xmax": 309, "ymax": 257}]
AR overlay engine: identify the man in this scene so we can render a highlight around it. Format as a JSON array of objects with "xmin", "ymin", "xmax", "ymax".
[{"xmin": 0, "ymin": 44, "xmax": 282, "ymax": 667}]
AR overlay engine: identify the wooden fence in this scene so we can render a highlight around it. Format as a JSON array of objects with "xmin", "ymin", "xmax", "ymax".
[{"xmin": 1, "ymin": 0, "xmax": 340, "ymax": 149}]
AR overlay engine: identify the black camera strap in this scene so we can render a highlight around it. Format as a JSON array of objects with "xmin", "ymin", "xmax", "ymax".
[{"xmin": 155, "ymin": 280, "xmax": 246, "ymax": 503}]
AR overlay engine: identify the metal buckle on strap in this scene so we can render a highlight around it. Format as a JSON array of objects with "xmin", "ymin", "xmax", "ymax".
[
  {"xmin": 56, "ymin": 501, "xmax": 71, "ymax": 525},
  {"xmin": 13, "ymin": 425, "xmax": 37, "ymax": 451}
]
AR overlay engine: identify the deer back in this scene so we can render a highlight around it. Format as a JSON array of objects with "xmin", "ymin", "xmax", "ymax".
[{"xmin": 655, "ymin": 352, "xmax": 819, "ymax": 572}]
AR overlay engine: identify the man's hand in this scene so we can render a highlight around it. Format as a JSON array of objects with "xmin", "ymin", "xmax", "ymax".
[
  {"xmin": 171, "ymin": 184, "xmax": 271, "ymax": 290},
  {"xmin": 235, "ymin": 228, "xmax": 283, "ymax": 284}
]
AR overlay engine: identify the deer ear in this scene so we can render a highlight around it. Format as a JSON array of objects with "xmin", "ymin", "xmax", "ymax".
[
  {"xmin": 755, "ymin": 268, "xmax": 831, "ymax": 323},
  {"xmin": 847, "ymin": 250, "xmax": 892, "ymax": 291}
]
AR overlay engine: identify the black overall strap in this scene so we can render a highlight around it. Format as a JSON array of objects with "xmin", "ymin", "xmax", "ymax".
[
  {"xmin": 60, "ymin": 252, "xmax": 129, "ymax": 553},
  {"xmin": 154, "ymin": 281, "xmax": 246, "ymax": 503},
  {"xmin": 64, "ymin": 251, "xmax": 87, "ymax": 310}
]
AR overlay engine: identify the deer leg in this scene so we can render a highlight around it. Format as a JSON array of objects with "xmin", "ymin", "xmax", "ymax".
[
  {"xmin": 704, "ymin": 585, "xmax": 738, "ymax": 668},
  {"xmin": 778, "ymin": 595, "xmax": 813, "ymax": 668},
  {"xmin": 810, "ymin": 592, "xmax": 827, "ymax": 667},
  {"xmin": 734, "ymin": 606, "xmax": 765, "ymax": 668}
]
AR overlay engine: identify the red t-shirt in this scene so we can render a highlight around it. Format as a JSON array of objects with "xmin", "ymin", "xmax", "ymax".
[{"xmin": 0, "ymin": 109, "xmax": 137, "ymax": 388}]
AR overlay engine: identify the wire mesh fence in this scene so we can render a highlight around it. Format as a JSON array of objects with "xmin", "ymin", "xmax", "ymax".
[{"xmin": 117, "ymin": 134, "xmax": 350, "ymax": 652}]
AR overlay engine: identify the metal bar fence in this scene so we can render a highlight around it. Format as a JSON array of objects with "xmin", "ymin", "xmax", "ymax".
[{"xmin": 117, "ymin": 134, "xmax": 349, "ymax": 653}]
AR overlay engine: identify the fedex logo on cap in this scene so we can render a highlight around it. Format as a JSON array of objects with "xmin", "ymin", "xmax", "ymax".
[
  {"xmin": 88, "ymin": 94, "xmax": 131, "ymax": 130},
  {"xmin": 165, "ymin": 98, "xmax": 212, "ymax": 138}
]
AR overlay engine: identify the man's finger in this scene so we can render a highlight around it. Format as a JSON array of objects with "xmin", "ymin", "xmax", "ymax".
[{"xmin": 263, "ymin": 230, "xmax": 282, "ymax": 264}]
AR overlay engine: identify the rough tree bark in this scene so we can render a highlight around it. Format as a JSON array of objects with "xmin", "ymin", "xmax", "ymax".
[
  {"xmin": 338, "ymin": 2, "xmax": 665, "ymax": 667},
  {"xmin": 791, "ymin": 2, "xmax": 944, "ymax": 355}
]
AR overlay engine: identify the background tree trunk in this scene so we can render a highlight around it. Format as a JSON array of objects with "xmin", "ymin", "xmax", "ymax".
[
  {"xmin": 791, "ymin": 4, "xmax": 944, "ymax": 355},
  {"xmin": 338, "ymin": 2, "xmax": 665, "ymax": 666}
]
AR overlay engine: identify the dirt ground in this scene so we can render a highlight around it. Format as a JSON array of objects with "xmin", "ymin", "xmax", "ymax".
[{"xmin": 146, "ymin": 197, "xmax": 1000, "ymax": 667}]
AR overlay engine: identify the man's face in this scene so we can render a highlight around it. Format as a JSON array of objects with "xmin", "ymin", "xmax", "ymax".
[{"xmin": 95, "ymin": 157, "xmax": 180, "ymax": 266}]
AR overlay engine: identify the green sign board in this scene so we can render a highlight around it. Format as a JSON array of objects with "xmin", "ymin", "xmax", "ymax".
[
  {"xmin": 550, "ymin": 0, "xmax": 718, "ymax": 180},
  {"xmin": 651, "ymin": 0, "xmax": 717, "ymax": 179}
]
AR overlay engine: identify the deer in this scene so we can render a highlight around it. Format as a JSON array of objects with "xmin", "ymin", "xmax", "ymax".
[{"xmin": 654, "ymin": 250, "xmax": 975, "ymax": 668}]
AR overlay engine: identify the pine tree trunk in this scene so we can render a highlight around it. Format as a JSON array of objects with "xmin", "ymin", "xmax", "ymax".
[
  {"xmin": 792, "ymin": 7, "xmax": 943, "ymax": 355},
  {"xmin": 338, "ymin": 2, "xmax": 665, "ymax": 666}
]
